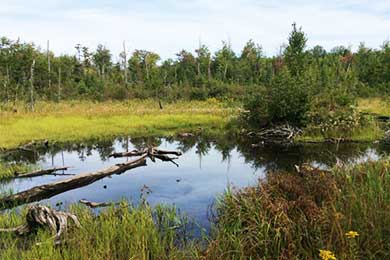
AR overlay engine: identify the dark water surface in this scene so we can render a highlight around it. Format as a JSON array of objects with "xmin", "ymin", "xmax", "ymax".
[{"xmin": 1, "ymin": 136, "xmax": 389, "ymax": 229}]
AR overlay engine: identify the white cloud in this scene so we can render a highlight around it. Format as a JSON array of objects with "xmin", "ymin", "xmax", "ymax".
[{"xmin": 1, "ymin": 0, "xmax": 389, "ymax": 59}]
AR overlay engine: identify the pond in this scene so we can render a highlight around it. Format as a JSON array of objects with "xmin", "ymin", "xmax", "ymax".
[{"xmin": 1, "ymin": 135, "xmax": 389, "ymax": 230}]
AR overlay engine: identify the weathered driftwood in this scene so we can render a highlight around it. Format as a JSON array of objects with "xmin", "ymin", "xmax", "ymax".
[
  {"xmin": 249, "ymin": 125, "xmax": 302, "ymax": 147},
  {"xmin": 108, "ymin": 147, "xmax": 181, "ymax": 167},
  {"xmin": 383, "ymin": 130, "xmax": 390, "ymax": 144},
  {"xmin": 79, "ymin": 199, "xmax": 118, "ymax": 208},
  {"xmin": 14, "ymin": 166, "xmax": 72, "ymax": 179},
  {"xmin": 0, "ymin": 204, "xmax": 80, "ymax": 244},
  {"xmin": 0, "ymin": 156, "xmax": 147, "ymax": 210},
  {"xmin": 109, "ymin": 149, "xmax": 147, "ymax": 158}
]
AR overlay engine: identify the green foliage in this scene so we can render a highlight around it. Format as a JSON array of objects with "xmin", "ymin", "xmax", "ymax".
[
  {"xmin": 307, "ymin": 86, "xmax": 358, "ymax": 128},
  {"xmin": 0, "ymin": 202, "xmax": 199, "ymax": 259},
  {"xmin": 284, "ymin": 23, "xmax": 308, "ymax": 76},
  {"xmin": 1, "ymin": 24, "xmax": 390, "ymax": 103},
  {"xmin": 243, "ymin": 69, "xmax": 310, "ymax": 126}
]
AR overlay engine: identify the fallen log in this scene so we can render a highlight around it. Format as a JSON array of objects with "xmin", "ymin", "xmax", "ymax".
[
  {"xmin": 0, "ymin": 155, "xmax": 147, "ymax": 210},
  {"xmin": 108, "ymin": 148, "xmax": 147, "ymax": 158},
  {"xmin": 13, "ymin": 166, "xmax": 72, "ymax": 179},
  {"xmin": 155, "ymin": 149, "xmax": 182, "ymax": 156},
  {"xmin": 0, "ymin": 204, "xmax": 80, "ymax": 244},
  {"xmin": 79, "ymin": 199, "xmax": 119, "ymax": 208},
  {"xmin": 108, "ymin": 147, "xmax": 182, "ymax": 158}
]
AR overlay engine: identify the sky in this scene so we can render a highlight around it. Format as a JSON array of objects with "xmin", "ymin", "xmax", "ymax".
[{"xmin": 1, "ymin": 0, "xmax": 390, "ymax": 60}]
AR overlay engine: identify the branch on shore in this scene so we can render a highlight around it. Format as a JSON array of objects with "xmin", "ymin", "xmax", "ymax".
[{"xmin": 79, "ymin": 199, "xmax": 119, "ymax": 208}]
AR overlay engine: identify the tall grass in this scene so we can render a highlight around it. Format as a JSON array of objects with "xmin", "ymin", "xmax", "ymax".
[
  {"xmin": 204, "ymin": 160, "xmax": 390, "ymax": 259},
  {"xmin": 0, "ymin": 202, "xmax": 201, "ymax": 260},
  {"xmin": 0, "ymin": 162, "xmax": 34, "ymax": 179}
]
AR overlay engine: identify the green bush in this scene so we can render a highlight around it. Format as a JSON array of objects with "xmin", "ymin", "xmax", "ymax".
[
  {"xmin": 242, "ymin": 69, "xmax": 310, "ymax": 127},
  {"xmin": 306, "ymin": 86, "xmax": 361, "ymax": 138}
]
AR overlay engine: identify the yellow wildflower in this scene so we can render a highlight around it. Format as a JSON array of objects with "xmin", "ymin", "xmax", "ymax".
[
  {"xmin": 319, "ymin": 249, "xmax": 337, "ymax": 260},
  {"xmin": 345, "ymin": 231, "xmax": 359, "ymax": 239}
]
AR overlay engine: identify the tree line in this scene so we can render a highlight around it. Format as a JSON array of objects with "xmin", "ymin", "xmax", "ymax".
[{"xmin": 1, "ymin": 23, "xmax": 390, "ymax": 105}]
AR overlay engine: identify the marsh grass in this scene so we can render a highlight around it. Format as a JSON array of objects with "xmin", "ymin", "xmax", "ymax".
[
  {"xmin": 358, "ymin": 98, "xmax": 390, "ymax": 117},
  {"xmin": 297, "ymin": 117, "xmax": 384, "ymax": 143},
  {"xmin": 204, "ymin": 160, "xmax": 390, "ymax": 259},
  {"xmin": 0, "ymin": 202, "xmax": 202, "ymax": 260},
  {"xmin": 0, "ymin": 100, "xmax": 236, "ymax": 149},
  {"xmin": 0, "ymin": 162, "xmax": 34, "ymax": 180}
]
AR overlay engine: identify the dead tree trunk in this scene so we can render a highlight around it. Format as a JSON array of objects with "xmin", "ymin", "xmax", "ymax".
[
  {"xmin": 30, "ymin": 59, "xmax": 35, "ymax": 112},
  {"xmin": 58, "ymin": 66, "xmax": 61, "ymax": 101},
  {"xmin": 123, "ymin": 41, "xmax": 128, "ymax": 86},
  {"xmin": 47, "ymin": 40, "xmax": 51, "ymax": 91},
  {"xmin": 0, "ymin": 156, "xmax": 147, "ymax": 210}
]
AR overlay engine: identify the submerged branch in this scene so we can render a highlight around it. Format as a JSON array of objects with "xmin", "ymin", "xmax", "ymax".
[{"xmin": 13, "ymin": 166, "xmax": 72, "ymax": 179}]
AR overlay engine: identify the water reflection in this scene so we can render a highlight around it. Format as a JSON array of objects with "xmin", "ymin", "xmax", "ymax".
[{"xmin": 0, "ymin": 136, "xmax": 389, "ymax": 228}]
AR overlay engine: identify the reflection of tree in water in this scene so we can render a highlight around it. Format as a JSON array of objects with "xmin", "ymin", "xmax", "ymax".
[
  {"xmin": 174, "ymin": 137, "xmax": 198, "ymax": 153},
  {"xmin": 130, "ymin": 137, "xmax": 162, "ymax": 150},
  {"xmin": 234, "ymin": 139, "xmax": 390, "ymax": 171},
  {"xmin": 1, "ymin": 134, "xmax": 389, "ymax": 173}
]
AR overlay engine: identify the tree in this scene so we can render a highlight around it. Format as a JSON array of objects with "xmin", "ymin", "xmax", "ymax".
[
  {"xmin": 93, "ymin": 44, "xmax": 112, "ymax": 80},
  {"xmin": 284, "ymin": 23, "xmax": 307, "ymax": 77}
]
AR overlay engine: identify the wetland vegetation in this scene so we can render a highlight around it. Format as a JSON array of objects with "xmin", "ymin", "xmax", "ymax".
[{"xmin": 0, "ymin": 23, "xmax": 390, "ymax": 259}]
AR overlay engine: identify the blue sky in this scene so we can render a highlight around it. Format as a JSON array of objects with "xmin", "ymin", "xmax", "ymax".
[{"xmin": 1, "ymin": 0, "xmax": 390, "ymax": 60}]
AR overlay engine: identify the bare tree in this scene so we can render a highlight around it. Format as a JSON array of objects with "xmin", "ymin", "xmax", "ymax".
[
  {"xmin": 47, "ymin": 40, "xmax": 51, "ymax": 91},
  {"xmin": 30, "ymin": 59, "xmax": 36, "ymax": 112},
  {"xmin": 122, "ymin": 41, "xmax": 128, "ymax": 85},
  {"xmin": 58, "ymin": 66, "xmax": 61, "ymax": 101}
]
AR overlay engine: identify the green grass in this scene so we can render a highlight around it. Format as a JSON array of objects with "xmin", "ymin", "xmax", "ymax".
[
  {"xmin": 0, "ymin": 162, "xmax": 34, "ymax": 180},
  {"xmin": 358, "ymin": 97, "xmax": 390, "ymax": 116},
  {"xmin": 0, "ymin": 99, "xmax": 236, "ymax": 149},
  {"xmin": 297, "ymin": 122, "xmax": 385, "ymax": 143},
  {"xmin": 0, "ymin": 202, "xmax": 201, "ymax": 260},
  {"xmin": 204, "ymin": 160, "xmax": 390, "ymax": 259}
]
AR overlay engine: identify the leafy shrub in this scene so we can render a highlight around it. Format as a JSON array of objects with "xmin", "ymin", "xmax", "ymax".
[
  {"xmin": 242, "ymin": 70, "xmax": 310, "ymax": 127},
  {"xmin": 306, "ymin": 86, "xmax": 361, "ymax": 138}
]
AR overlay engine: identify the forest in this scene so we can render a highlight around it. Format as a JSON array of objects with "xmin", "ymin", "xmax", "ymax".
[{"xmin": 1, "ymin": 23, "xmax": 389, "ymax": 104}]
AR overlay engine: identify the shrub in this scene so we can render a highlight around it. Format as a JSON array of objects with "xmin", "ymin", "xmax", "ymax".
[
  {"xmin": 306, "ymin": 86, "xmax": 361, "ymax": 139},
  {"xmin": 242, "ymin": 70, "xmax": 310, "ymax": 127}
]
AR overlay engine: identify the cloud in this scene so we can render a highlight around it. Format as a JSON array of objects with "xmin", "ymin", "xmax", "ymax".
[{"xmin": 1, "ymin": 0, "xmax": 389, "ymax": 59}]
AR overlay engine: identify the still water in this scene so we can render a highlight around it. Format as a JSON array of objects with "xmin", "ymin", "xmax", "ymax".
[{"xmin": 1, "ymin": 136, "xmax": 389, "ymax": 228}]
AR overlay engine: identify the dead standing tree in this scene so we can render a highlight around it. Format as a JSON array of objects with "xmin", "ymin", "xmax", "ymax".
[{"xmin": 30, "ymin": 59, "xmax": 35, "ymax": 112}]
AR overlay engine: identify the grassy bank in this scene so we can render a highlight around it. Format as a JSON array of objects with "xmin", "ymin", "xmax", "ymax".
[
  {"xmin": 0, "ymin": 99, "xmax": 236, "ymax": 149},
  {"xmin": 205, "ymin": 159, "xmax": 390, "ymax": 259},
  {"xmin": 358, "ymin": 97, "xmax": 390, "ymax": 117}
]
